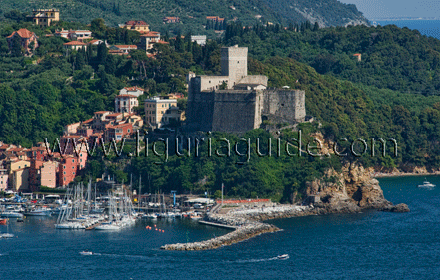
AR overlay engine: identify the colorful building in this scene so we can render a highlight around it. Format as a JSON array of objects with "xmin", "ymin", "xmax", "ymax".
[
  {"xmin": 115, "ymin": 95, "xmax": 139, "ymax": 113},
  {"xmin": 30, "ymin": 9, "xmax": 60, "ymax": 27},
  {"xmin": 7, "ymin": 28, "xmax": 39, "ymax": 54},
  {"xmin": 144, "ymin": 97, "xmax": 181, "ymax": 128}
]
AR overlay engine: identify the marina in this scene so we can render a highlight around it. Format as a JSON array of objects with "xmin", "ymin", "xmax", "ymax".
[{"xmin": 0, "ymin": 177, "xmax": 438, "ymax": 279}]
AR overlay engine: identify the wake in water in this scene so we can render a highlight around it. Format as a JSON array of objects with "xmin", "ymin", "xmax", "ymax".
[
  {"xmin": 233, "ymin": 254, "xmax": 290, "ymax": 263},
  {"xmin": 79, "ymin": 252, "xmax": 150, "ymax": 260}
]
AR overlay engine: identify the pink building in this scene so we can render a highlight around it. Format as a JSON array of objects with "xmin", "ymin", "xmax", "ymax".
[{"xmin": 115, "ymin": 95, "xmax": 139, "ymax": 113}]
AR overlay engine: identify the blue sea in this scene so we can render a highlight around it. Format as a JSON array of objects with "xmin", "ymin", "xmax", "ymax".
[
  {"xmin": 1, "ymin": 176, "xmax": 439, "ymax": 279},
  {"xmin": 376, "ymin": 20, "xmax": 440, "ymax": 40}
]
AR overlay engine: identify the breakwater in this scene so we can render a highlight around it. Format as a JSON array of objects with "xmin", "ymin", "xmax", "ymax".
[{"xmin": 160, "ymin": 204, "xmax": 313, "ymax": 251}]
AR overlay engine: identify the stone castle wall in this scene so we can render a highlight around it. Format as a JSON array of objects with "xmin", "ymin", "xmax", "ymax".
[
  {"xmin": 262, "ymin": 89, "xmax": 306, "ymax": 123},
  {"xmin": 187, "ymin": 89, "xmax": 306, "ymax": 133}
]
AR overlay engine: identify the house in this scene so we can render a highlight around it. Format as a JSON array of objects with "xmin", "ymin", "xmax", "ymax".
[
  {"xmin": 30, "ymin": 159, "xmax": 58, "ymax": 191},
  {"xmin": 206, "ymin": 16, "xmax": 225, "ymax": 22},
  {"xmin": 105, "ymin": 123, "xmax": 133, "ymax": 142},
  {"xmin": 163, "ymin": 17, "xmax": 180, "ymax": 24},
  {"xmin": 58, "ymin": 155, "xmax": 78, "ymax": 187},
  {"xmin": 64, "ymin": 122, "xmax": 81, "ymax": 135},
  {"xmin": 144, "ymin": 97, "xmax": 181, "ymax": 128},
  {"xmin": 168, "ymin": 93, "xmax": 184, "ymax": 99},
  {"xmin": 7, "ymin": 28, "xmax": 39, "ymax": 54},
  {"xmin": 138, "ymin": 32, "xmax": 161, "ymax": 50},
  {"xmin": 119, "ymin": 20, "xmax": 150, "ymax": 33},
  {"xmin": 115, "ymin": 95, "xmax": 139, "ymax": 113},
  {"xmin": 110, "ymin": 45, "xmax": 137, "ymax": 53},
  {"xmin": 119, "ymin": 86, "xmax": 144, "ymax": 97},
  {"xmin": 8, "ymin": 160, "xmax": 31, "ymax": 191},
  {"xmin": 88, "ymin": 39, "xmax": 104, "ymax": 46},
  {"xmin": 63, "ymin": 41, "xmax": 87, "ymax": 51},
  {"xmin": 191, "ymin": 35, "xmax": 207, "ymax": 46},
  {"xmin": 0, "ymin": 168, "xmax": 8, "ymax": 191},
  {"xmin": 29, "ymin": 9, "xmax": 60, "ymax": 27},
  {"xmin": 69, "ymin": 30, "xmax": 93, "ymax": 41},
  {"xmin": 353, "ymin": 53, "xmax": 362, "ymax": 61}
]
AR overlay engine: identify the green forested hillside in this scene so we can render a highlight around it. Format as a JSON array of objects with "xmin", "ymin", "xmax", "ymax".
[
  {"xmin": 0, "ymin": 0, "xmax": 368, "ymax": 35},
  {"xmin": 225, "ymin": 23, "xmax": 440, "ymax": 96},
  {"xmin": 3, "ymin": 18, "xmax": 440, "ymax": 200}
]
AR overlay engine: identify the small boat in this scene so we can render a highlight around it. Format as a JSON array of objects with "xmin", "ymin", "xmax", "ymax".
[
  {"xmin": 0, "ymin": 233, "xmax": 14, "ymax": 238},
  {"xmin": 418, "ymin": 180, "xmax": 435, "ymax": 188},
  {"xmin": 16, "ymin": 218, "xmax": 24, "ymax": 223},
  {"xmin": 24, "ymin": 208, "xmax": 52, "ymax": 216},
  {"xmin": 79, "ymin": 251, "xmax": 93, "ymax": 256},
  {"xmin": 0, "ymin": 211, "xmax": 24, "ymax": 218},
  {"xmin": 0, "ymin": 219, "xmax": 7, "ymax": 225},
  {"xmin": 277, "ymin": 254, "xmax": 289, "ymax": 260}
]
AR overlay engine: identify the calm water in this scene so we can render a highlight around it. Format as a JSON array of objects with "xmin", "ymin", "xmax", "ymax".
[
  {"xmin": 1, "ymin": 176, "xmax": 439, "ymax": 279},
  {"xmin": 376, "ymin": 20, "xmax": 440, "ymax": 39}
]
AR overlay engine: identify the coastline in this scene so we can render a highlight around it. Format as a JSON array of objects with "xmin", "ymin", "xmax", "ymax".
[{"xmin": 373, "ymin": 171, "xmax": 440, "ymax": 178}]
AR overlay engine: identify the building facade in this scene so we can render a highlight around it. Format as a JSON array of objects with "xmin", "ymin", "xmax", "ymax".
[
  {"xmin": 7, "ymin": 29, "xmax": 39, "ymax": 54},
  {"xmin": 144, "ymin": 97, "xmax": 181, "ymax": 128},
  {"xmin": 115, "ymin": 95, "xmax": 139, "ymax": 113},
  {"xmin": 119, "ymin": 21, "xmax": 150, "ymax": 32},
  {"xmin": 30, "ymin": 9, "xmax": 60, "ymax": 27}
]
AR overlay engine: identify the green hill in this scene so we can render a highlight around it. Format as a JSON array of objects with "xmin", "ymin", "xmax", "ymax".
[{"xmin": 0, "ymin": 0, "xmax": 368, "ymax": 34}]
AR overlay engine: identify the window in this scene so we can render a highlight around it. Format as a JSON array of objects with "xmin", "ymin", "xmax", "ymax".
[
  {"xmin": 73, "ymin": 172, "xmax": 75, "ymax": 175},
  {"xmin": 72, "ymin": 159, "xmax": 75, "ymax": 163},
  {"xmin": 63, "ymin": 172, "xmax": 66, "ymax": 175},
  {"xmin": 64, "ymin": 165, "xmax": 66, "ymax": 169},
  {"xmin": 128, "ymin": 129, "xmax": 131, "ymax": 133},
  {"xmin": 72, "ymin": 166, "xmax": 75, "ymax": 169}
]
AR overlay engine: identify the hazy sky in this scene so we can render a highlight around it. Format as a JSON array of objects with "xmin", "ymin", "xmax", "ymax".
[{"xmin": 339, "ymin": 0, "xmax": 440, "ymax": 19}]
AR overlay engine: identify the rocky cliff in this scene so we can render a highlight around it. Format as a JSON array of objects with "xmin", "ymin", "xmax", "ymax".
[{"xmin": 305, "ymin": 163, "xmax": 409, "ymax": 214}]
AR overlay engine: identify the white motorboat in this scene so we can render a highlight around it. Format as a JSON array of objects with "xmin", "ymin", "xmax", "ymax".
[
  {"xmin": 0, "ymin": 233, "xmax": 14, "ymax": 238},
  {"xmin": 94, "ymin": 222, "xmax": 121, "ymax": 230},
  {"xmin": 24, "ymin": 208, "xmax": 52, "ymax": 216},
  {"xmin": 418, "ymin": 181, "xmax": 435, "ymax": 188},
  {"xmin": 277, "ymin": 254, "xmax": 289, "ymax": 260},
  {"xmin": 0, "ymin": 211, "xmax": 24, "ymax": 218},
  {"xmin": 79, "ymin": 251, "xmax": 93, "ymax": 256}
]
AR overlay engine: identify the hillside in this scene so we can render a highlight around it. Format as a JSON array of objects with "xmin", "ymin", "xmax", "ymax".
[{"xmin": 0, "ymin": 0, "xmax": 368, "ymax": 34}]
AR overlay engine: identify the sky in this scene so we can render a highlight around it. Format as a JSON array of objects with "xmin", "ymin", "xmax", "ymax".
[{"xmin": 339, "ymin": 0, "xmax": 440, "ymax": 19}]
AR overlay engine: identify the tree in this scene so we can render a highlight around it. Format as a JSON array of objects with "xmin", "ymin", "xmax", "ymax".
[{"xmin": 10, "ymin": 35, "xmax": 22, "ymax": 57}]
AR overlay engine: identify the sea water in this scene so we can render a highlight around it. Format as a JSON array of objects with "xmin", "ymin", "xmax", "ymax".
[
  {"xmin": 376, "ymin": 20, "xmax": 440, "ymax": 40},
  {"xmin": 0, "ymin": 176, "xmax": 439, "ymax": 279}
]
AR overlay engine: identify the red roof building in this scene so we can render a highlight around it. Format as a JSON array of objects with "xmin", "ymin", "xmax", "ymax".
[{"xmin": 6, "ymin": 28, "xmax": 39, "ymax": 54}]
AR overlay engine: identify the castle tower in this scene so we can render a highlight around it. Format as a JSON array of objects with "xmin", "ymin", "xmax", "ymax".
[{"xmin": 221, "ymin": 45, "xmax": 248, "ymax": 87}]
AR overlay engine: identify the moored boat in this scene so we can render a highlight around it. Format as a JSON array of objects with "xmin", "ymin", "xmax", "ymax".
[
  {"xmin": 418, "ymin": 180, "xmax": 435, "ymax": 188},
  {"xmin": 0, "ymin": 218, "xmax": 7, "ymax": 225}
]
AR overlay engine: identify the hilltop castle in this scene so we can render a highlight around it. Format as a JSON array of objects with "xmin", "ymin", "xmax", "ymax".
[{"xmin": 186, "ymin": 45, "xmax": 306, "ymax": 133}]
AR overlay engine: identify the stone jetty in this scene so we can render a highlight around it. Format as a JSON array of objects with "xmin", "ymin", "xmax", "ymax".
[{"xmin": 160, "ymin": 204, "xmax": 313, "ymax": 251}]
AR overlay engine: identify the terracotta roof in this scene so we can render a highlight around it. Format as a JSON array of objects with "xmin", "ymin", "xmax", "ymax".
[
  {"xmin": 140, "ymin": 32, "xmax": 160, "ymax": 37},
  {"xmin": 63, "ymin": 41, "xmax": 86, "ymax": 46},
  {"xmin": 116, "ymin": 94, "xmax": 138, "ymax": 98},
  {"xmin": 88, "ymin": 39, "xmax": 102, "ymax": 45},
  {"xmin": 156, "ymin": 40, "xmax": 169, "ymax": 44},
  {"xmin": 114, "ymin": 45, "xmax": 137, "ymax": 49},
  {"xmin": 125, "ymin": 20, "xmax": 148, "ymax": 26},
  {"xmin": 7, "ymin": 28, "xmax": 35, "ymax": 39},
  {"xmin": 107, "ymin": 113, "xmax": 122, "ymax": 117},
  {"xmin": 110, "ymin": 123, "xmax": 132, "ymax": 129},
  {"xmin": 353, "ymin": 53, "xmax": 361, "ymax": 56},
  {"xmin": 95, "ymin": 111, "xmax": 111, "ymax": 114},
  {"xmin": 123, "ymin": 86, "xmax": 144, "ymax": 91},
  {"xmin": 82, "ymin": 118, "xmax": 94, "ymax": 124}
]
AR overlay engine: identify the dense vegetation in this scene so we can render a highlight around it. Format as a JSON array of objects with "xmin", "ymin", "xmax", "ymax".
[
  {"xmin": 2, "ymin": 16, "xmax": 440, "ymax": 201},
  {"xmin": 0, "ymin": 0, "xmax": 368, "ymax": 35}
]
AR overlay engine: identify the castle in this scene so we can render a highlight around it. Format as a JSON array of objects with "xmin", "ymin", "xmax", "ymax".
[{"xmin": 186, "ymin": 45, "xmax": 306, "ymax": 133}]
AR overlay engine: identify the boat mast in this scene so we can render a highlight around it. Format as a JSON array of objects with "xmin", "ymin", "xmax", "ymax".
[{"xmin": 138, "ymin": 175, "xmax": 141, "ymax": 212}]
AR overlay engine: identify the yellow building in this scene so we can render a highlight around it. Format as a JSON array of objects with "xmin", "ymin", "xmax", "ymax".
[
  {"xmin": 31, "ymin": 9, "xmax": 60, "ymax": 27},
  {"xmin": 144, "ymin": 97, "xmax": 181, "ymax": 128},
  {"xmin": 9, "ymin": 160, "xmax": 30, "ymax": 191},
  {"xmin": 119, "ymin": 20, "xmax": 150, "ymax": 33}
]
